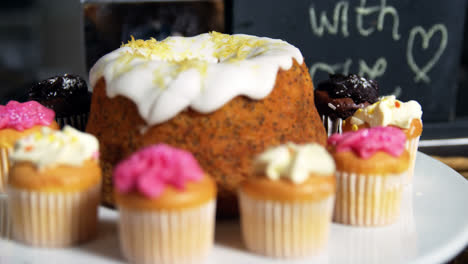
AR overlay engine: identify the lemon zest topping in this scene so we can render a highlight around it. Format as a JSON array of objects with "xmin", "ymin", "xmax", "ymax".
[
  {"xmin": 34, "ymin": 132, "xmax": 42, "ymax": 141},
  {"xmin": 209, "ymin": 31, "xmax": 269, "ymax": 62},
  {"xmin": 121, "ymin": 36, "xmax": 173, "ymax": 59},
  {"xmin": 153, "ymin": 59, "xmax": 208, "ymax": 88},
  {"xmin": 118, "ymin": 33, "xmax": 284, "ymax": 89}
]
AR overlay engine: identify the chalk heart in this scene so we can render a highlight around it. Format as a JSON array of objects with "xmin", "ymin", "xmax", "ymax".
[{"xmin": 407, "ymin": 24, "xmax": 448, "ymax": 84}]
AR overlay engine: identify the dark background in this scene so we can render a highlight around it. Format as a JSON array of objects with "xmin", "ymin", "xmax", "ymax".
[
  {"xmin": 1, "ymin": 0, "xmax": 468, "ymax": 141},
  {"xmin": 232, "ymin": 0, "xmax": 466, "ymax": 124}
]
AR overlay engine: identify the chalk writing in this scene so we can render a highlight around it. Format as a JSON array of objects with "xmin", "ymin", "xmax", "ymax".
[
  {"xmin": 308, "ymin": 0, "xmax": 449, "ymax": 87},
  {"xmin": 355, "ymin": 0, "xmax": 401, "ymax": 40},
  {"xmin": 309, "ymin": 2, "xmax": 349, "ymax": 37},
  {"xmin": 309, "ymin": 0, "xmax": 400, "ymax": 39},
  {"xmin": 358, "ymin": 57, "xmax": 387, "ymax": 79},
  {"xmin": 407, "ymin": 24, "xmax": 448, "ymax": 84},
  {"xmin": 391, "ymin": 86, "xmax": 402, "ymax": 98},
  {"xmin": 309, "ymin": 57, "xmax": 405, "ymax": 97},
  {"xmin": 309, "ymin": 59, "xmax": 351, "ymax": 80},
  {"xmin": 310, "ymin": 57, "xmax": 387, "ymax": 81}
]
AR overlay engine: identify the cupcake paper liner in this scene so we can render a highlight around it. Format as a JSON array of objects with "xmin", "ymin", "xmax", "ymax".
[
  {"xmin": 322, "ymin": 115, "xmax": 343, "ymax": 137},
  {"xmin": 400, "ymin": 185, "xmax": 417, "ymax": 258},
  {"xmin": 7, "ymin": 184, "xmax": 100, "ymax": 247},
  {"xmin": 331, "ymin": 185, "xmax": 416, "ymax": 263},
  {"xmin": 0, "ymin": 147, "xmax": 11, "ymax": 193},
  {"xmin": 405, "ymin": 136, "xmax": 420, "ymax": 185},
  {"xmin": 118, "ymin": 200, "xmax": 216, "ymax": 264},
  {"xmin": 238, "ymin": 190, "xmax": 335, "ymax": 258},
  {"xmin": 330, "ymin": 216, "xmax": 404, "ymax": 264},
  {"xmin": 0, "ymin": 194, "xmax": 10, "ymax": 239},
  {"xmin": 333, "ymin": 170, "xmax": 406, "ymax": 226},
  {"xmin": 56, "ymin": 113, "xmax": 89, "ymax": 131}
]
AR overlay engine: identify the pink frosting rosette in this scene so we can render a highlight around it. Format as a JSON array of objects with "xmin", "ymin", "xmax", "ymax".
[
  {"xmin": 328, "ymin": 126, "xmax": 406, "ymax": 159},
  {"xmin": 0, "ymin": 100, "xmax": 55, "ymax": 131},
  {"xmin": 113, "ymin": 144, "xmax": 204, "ymax": 198}
]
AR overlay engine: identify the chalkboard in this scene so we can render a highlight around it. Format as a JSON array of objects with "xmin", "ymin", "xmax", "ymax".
[{"xmin": 232, "ymin": 0, "xmax": 467, "ymax": 122}]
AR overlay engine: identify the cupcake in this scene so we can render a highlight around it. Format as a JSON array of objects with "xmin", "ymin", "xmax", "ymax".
[
  {"xmin": 0, "ymin": 193, "xmax": 9, "ymax": 239},
  {"xmin": 315, "ymin": 74, "xmax": 379, "ymax": 136},
  {"xmin": 238, "ymin": 142, "xmax": 336, "ymax": 258},
  {"xmin": 328, "ymin": 126, "xmax": 410, "ymax": 226},
  {"xmin": 114, "ymin": 144, "xmax": 217, "ymax": 264},
  {"xmin": 7, "ymin": 126, "xmax": 101, "ymax": 247},
  {"xmin": 0, "ymin": 100, "xmax": 59, "ymax": 192},
  {"xmin": 28, "ymin": 74, "xmax": 92, "ymax": 131},
  {"xmin": 342, "ymin": 95, "xmax": 422, "ymax": 184}
]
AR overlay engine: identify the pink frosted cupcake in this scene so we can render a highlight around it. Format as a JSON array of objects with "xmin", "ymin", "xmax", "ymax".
[
  {"xmin": 114, "ymin": 144, "xmax": 217, "ymax": 264},
  {"xmin": 342, "ymin": 96, "xmax": 422, "ymax": 184},
  {"xmin": 0, "ymin": 101, "xmax": 59, "ymax": 192},
  {"xmin": 328, "ymin": 127, "xmax": 410, "ymax": 226}
]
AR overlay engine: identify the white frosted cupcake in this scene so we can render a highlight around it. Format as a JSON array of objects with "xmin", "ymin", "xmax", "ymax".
[
  {"xmin": 7, "ymin": 126, "xmax": 101, "ymax": 247},
  {"xmin": 114, "ymin": 144, "xmax": 217, "ymax": 264},
  {"xmin": 238, "ymin": 142, "xmax": 336, "ymax": 258},
  {"xmin": 343, "ymin": 95, "xmax": 422, "ymax": 184},
  {"xmin": 0, "ymin": 100, "xmax": 59, "ymax": 192}
]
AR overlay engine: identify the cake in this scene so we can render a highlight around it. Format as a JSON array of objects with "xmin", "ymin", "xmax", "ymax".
[
  {"xmin": 238, "ymin": 142, "xmax": 335, "ymax": 258},
  {"xmin": 7, "ymin": 126, "xmax": 101, "ymax": 247},
  {"xmin": 114, "ymin": 144, "xmax": 216, "ymax": 264},
  {"xmin": 86, "ymin": 32, "xmax": 327, "ymax": 217},
  {"xmin": 28, "ymin": 74, "xmax": 92, "ymax": 131},
  {"xmin": 342, "ymin": 95, "xmax": 422, "ymax": 183},
  {"xmin": 0, "ymin": 100, "xmax": 59, "ymax": 192},
  {"xmin": 328, "ymin": 126, "xmax": 410, "ymax": 226},
  {"xmin": 314, "ymin": 74, "xmax": 379, "ymax": 136}
]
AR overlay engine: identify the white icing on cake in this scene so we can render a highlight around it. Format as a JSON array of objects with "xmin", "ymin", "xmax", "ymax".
[
  {"xmin": 89, "ymin": 32, "xmax": 303, "ymax": 125},
  {"xmin": 10, "ymin": 126, "xmax": 99, "ymax": 169},
  {"xmin": 254, "ymin": 142, "xmax": 335, "ymax": 184}
]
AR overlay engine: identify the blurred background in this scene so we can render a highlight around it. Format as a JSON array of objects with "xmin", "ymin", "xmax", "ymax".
[
  {"xmin": 0, "ymin": 0, "xmax": 467, "ymax": 153},
  {"xmin": 0, "ymin": 0, "xmax": 467, "ymax": 262}
]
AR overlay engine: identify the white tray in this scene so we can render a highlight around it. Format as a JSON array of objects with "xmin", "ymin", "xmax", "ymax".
[{"xmin": 1, "ymin": 152, "xmax": 468, "ymax": 264}]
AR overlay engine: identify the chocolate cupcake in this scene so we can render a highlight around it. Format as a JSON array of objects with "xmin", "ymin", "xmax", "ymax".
[
  {"xmin": 315, "ymin": 74, "xmax": 379, "ymax": 136},
  {"xmin": 28, "ymin": 74, "xmax": 91, "ymax": 131}
]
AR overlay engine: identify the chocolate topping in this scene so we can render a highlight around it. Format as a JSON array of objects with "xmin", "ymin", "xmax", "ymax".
[
  {"xmin": 316, "ymin": 74, "xmax": 379, "ymax": 104},
  {"xmin": 315, "ymin": 74, "xmax": 379, "ymax": 120},
  {"xmin": 315, "ymin": 90, "xmax": 372, "ymax": 120},
  {"xmin": 28, "ymin": 74, "xmax": 91, "ymax": 117}
]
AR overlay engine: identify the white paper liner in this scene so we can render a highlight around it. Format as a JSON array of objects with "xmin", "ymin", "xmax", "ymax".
[
  {"xmin": 405, "ymin": 136, "xmax": 420, "ymax": 185},
  {"xmin": 331, "ymin": 217, "xmax": 404, "ymax": 264},
  {"xmin": 400, "ymin": 185, "xmax": 418, "ymax": 259},
  {"xmin": 118, "ymin": 200, "xmax": 216, "ymax": 264},
  {"xmin": 7, "ymin": 184, "xmax": 100, "ymax": 247},
  {"xmin": 56, "ymin": 113, "xmax": 89, "ymax": 131},
  {"xmin": 0, "ymin": 147, "xmax": 10, "ymax": 193},
  {"xmin": 322, "ymin": 115, "xmax": 343, "ymax": 137},
  {"xmin": 0, "ymin": 194, "xmax": 10, "ymax": 239},
  {"xmin": 238, "ymin": 190, "xmax": 334, "ymax": 258},
  {"xmin": 334, "ymin": 170, "xmax": 406, "ymax": 226}
]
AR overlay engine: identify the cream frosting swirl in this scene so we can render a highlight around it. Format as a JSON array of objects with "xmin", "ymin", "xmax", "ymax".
[
  {"xmin": 254, "ymin": 143, "xmax": 335, "ymax": 184},
  {"xmin": 89, "ymin": 32, "xmax": 303, "ymax": 126},
  {"xmin": 349, "ymin": 95, "xmax": 422, "ymax": 129},
  {"xmin": 10, "ymin": 126, "xmax": 99, "ymax": 169}
]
